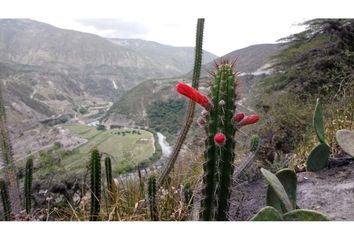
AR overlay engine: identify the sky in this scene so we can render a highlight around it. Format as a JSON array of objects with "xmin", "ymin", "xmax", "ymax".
[{"xmin": 0, "ymin": 0, "xmax": 353, "ymax": 56}]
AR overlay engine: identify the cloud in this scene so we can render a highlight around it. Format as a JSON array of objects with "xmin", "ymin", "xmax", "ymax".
[{"xmin": 75, "ymin": 18, "xmax": 149, "ymax": 38}]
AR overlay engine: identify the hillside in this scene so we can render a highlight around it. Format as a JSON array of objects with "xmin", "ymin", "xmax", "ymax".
[
  {"xmin": 105, "ymin": 44, "xmax": 280, "ymax": 140},
  {"xmin": 109, "ymin": 38, "xmax": 217, "ymax": 74}
]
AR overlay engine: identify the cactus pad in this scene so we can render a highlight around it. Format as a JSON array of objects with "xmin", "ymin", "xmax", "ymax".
[
  {"xmin": 250, "ymin": 206, "xmax": 283, "ymax": 221},
  {"xmin": 266, "ymin": 168, "xmax": 297, "ymax": 213},
  {"xmin": 260, "ymin": 168, "xmax": 293, "ymax": 212},
  {"xmin": 283, "ymin": 209, "xmax": 329, "ymax": 221},
  {"xmin": 336, "ymin": 129, "xmax": 354, "ymax": 157},
  {"xmin": 313, "ymin": 98, "xmax": 326, "ymax": 144},
  {"xmin": 306, "ymin": 143, "xmax": 330, "ymax": 172}
]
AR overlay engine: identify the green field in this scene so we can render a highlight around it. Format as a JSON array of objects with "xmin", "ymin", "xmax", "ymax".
[{"xmin": 61, "ymin": 124, "xmax": 155, "ymax": 174}]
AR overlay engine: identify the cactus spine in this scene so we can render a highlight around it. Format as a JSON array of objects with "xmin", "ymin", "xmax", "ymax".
[
  {"xmin": 200, "ymin": 63, "xmax": 237, "ymax": 221},
  {"xmin": 24, "ymin": 157, "xmax": 33, "ymax": 214},
  {"xmin": 0, "ymin": 179, "xmax": 11, "ymax": 220},
  {"xmin": 90, "ymin": 149, "xmax": 101, "ymax": 221},
  {"xmin": 148, "ymin": 176, "xmax": 159, "ymax": 221}
]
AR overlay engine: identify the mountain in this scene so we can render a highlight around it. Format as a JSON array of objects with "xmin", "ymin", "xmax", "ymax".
[
  {"xmin": 0, "ymin": 19, "xmax": 218, "ymax": 127},
  {"xmin": 108, "ymin": 38, "xmax": 217, "ymax": 74}
]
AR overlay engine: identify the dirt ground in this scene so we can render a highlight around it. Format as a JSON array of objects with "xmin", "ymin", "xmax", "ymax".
[{"xmin": 228, "ymin": 160, "xmax": 354, "ymax": 220}]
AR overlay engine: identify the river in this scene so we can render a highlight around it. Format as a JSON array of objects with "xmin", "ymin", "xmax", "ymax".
[{"xmin": 156, "ymin": 132, "xmax": 172, "ymax": 157}]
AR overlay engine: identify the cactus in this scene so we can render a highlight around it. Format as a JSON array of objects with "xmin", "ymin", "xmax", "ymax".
[
  {"xmin": 0, "ymin": 81, "xmax": 21, "ymax": 213},
  {"xmin": 251, "ymin": 168, "xmax": 329, "ymax": 221},
  {"xmin": 306, "ymin": 143, "xmax": 330, "ymax": 172},
  {"xmin": 261, "ymin": 168, "xmax": 293, "ymax": 213},
  {"xmin": 104, "ymin": 156, "xmax": 113, "ymax": 196},
  {"xmin": 90, "ymin": 148, "xmax": 101, "ymax": 221},
  {"xmin": 251, "ymin": 207, "xmax": 329, "ymax": 221},
  {"xmin": 176, "ymin": 62, "xmax": 259, "ymax": 220},
  {"xmin": 250, "ymin": 206, "xmax": 283, "ymax": 221},
  {"xmin": 336, "ymin": 129, "xmax": 354, "ymax": 157},
  {"xmin": 157, "ymin": 18, "xmax": 204, "ymax": 187},
  {"xmin": 313, "ymin": 98, "xmax": 326, "ymax": 144},
  {"xmin": 250, "ymin": 134, "xmax": 260, "ymax": 152},
  {"xmin": 0, "ymin": 178, "xmax": 11, "ymax": 220},
  {"xmin": 266, "ymin": 168, "xmax": 297, "ymax": 213},
  {"xmin": 306, "ymin": 98, "xmax": 330, "ymax": 172},
  {"xmin": 24, "ymin": 157, "xmax": 33, "ymax": 214},
  {"xmin": 148, "ymin": 176, "xmax": 159, "ymax": 221}
]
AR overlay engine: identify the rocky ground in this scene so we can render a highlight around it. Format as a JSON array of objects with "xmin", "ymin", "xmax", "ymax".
[{"xmin": 228, "ymin": 159, "xmax": 354, "ymax": 220}]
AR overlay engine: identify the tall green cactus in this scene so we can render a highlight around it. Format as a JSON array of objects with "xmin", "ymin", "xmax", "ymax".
[
  {"xmin": 201, "ymin": 63, "xmax": 237, "ymax": 221},
  {"xmin": 176, "ymin": 62, "xmax": 259, "ymax": 220},
  {"xmin": 0, "ymin": 178, "xmax": 11, "ymax": 220},
  {"xmin": 90, "ymin": 148, "xmax": 101, "ymax": 221},
  {"xmin": 24, "ymin": 157, "xmax": 33, "ymax": 214},
  {"xmin": 157, "ymin": 18, "xmax": 204, "ymax": 187},
  {"xmin": 148, "ymin": 176, "xmax": 159, "ymax": 221}
]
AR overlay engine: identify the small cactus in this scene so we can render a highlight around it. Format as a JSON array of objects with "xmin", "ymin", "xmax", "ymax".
[
  {"xmin": 90, "ymin": 149, "xmax": 101, "ymax": 221},
  {"xmin": 104, "ymin": 156, "xmax": 113, "ymax": 197},
  {"xmin": 148, "ymin": 176, "xmax": 159, "ymax": 221},
  {"xmin": 250, "ymin": 134, "xmax": 260, "ymax": 152},
  {"xmin": 336, "ymin": 129, "xmax": 354, "ymax": 157},
  {"xmin": 24, "ymin": 157, "xmax": 33, "ymax": 214},
  {"xmin": 306, "ymin": 98, "xmax": 330, "ymax": 172},
  {"xmin": 0, "ymin": 179, "xmax": 11, "ymax": 220}
]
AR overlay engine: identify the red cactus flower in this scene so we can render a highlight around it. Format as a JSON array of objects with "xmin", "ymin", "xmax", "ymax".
[
  {"xmin": 176, "ymin": 82, "xmax": 211, "ymax": 109},
  {"xmin": 239, "ymin": 114, "xmax": 260, "ymax": 126},
  {"xmin": 233, "ymin": 112, "xmax": 245, "ymax": 122},
  {"xmin": 214, "ymin": 132, "xmax": 226, "ymax": 146}
]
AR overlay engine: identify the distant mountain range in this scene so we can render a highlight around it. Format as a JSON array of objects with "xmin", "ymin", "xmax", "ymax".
[{"xmin": 0, "ymin": 19, "xmax": 217, "ymax": 126}]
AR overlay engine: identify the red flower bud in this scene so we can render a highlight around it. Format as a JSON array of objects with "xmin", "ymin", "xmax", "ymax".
[
  {"xmin": 197, "ymin": 116, "xmax": 207, "ymax": 127},
  {"xmin": 233, "ymin": 112, "xmax": 245, "ymax": 122},
  {"xmin": 239, "ymin": 114, "xmax": 260, "ymax": 126},
  {"xmin": 176, "ymin": 82, "xmax": 211, "ymax": 109},
  {"xmin": 214, "ymin": 132, "xmax": 226, "ymax": 146}
]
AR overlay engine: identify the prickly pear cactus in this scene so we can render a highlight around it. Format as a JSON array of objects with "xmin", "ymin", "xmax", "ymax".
[
  {"xmin": 266, "ymin": 168, "xmax": 297, "ymax": 213},
  {"xmin": 336, "ymin": 129, "xmax": 354, "ymax": 157},
  {"xmin": 306, "ymin": 98, "xmax": 330, "ymax": 172},
  {"xmin": 282, "ymin": 209, "xmax": 329, "ymax": 221},
  {"xmin": 261, "ymin": 168, "xmax": 293, "ymax": 212},
  {"xmin": 313, "ymin": 98, "xmax": 326, "ymax": 143},
  {"xmin": 250, "ymin": 206, "xmax": 283, "ymax": 221},
  {"xmin": 306, "ymin": 143, "xmax": 330, "ymax": 172}
]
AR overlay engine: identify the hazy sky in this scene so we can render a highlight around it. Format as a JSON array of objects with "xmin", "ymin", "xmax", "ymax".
[{"xmin": 0, "ymin": 0, "xmax": 353, "ymax": 56}]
